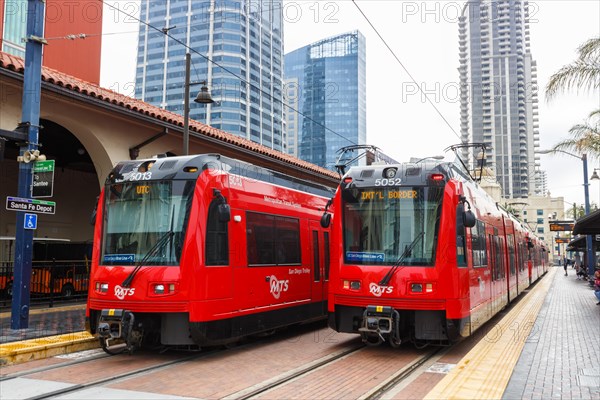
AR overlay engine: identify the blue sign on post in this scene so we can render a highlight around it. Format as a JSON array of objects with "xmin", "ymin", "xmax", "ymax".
[{"xmin": 24, "ymin": 213, "xmax": 37, "ymax": 230}]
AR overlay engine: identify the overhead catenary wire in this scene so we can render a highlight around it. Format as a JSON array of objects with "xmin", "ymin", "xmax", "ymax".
[
  {"xmin": 44, "ymin": 30, "xmax": 139, "ymax": 41},
  {"xmin": 95, "ymin": 0, "xmax": 359, "ymax": 148}
]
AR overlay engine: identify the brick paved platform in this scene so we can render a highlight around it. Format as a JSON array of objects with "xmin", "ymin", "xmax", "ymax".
[
  {"xmin": 1, "ymin": 269, "xmax": 599, "ymax": 399},
  {"xmin": 0, "ymin": 303, "xmax": 86, "ymax": 344},
  {"xmin": 503, "ymin": 267, "xmax": 600, "ymax": 399}
]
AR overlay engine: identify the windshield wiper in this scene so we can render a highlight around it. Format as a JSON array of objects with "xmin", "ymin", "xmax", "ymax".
[
  {"xmin": 379, "ymin": 231, "xmax": 425, "ymax": 286},
  {"xmin": 121, "ymin": 229, "xmax": 175, "ymax": 288}
]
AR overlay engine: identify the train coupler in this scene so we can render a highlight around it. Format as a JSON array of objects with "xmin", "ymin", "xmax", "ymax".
[
  {"xmin": 359, "ymin": 305, "xmax": 401, "ymax": 347},
  {"xmin": 97, "ymin": 309, "xmax": 137, "ymax": 355}
]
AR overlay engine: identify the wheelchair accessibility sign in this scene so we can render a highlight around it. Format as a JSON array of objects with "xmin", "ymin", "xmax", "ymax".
[{"xmin": 24, "ymin": 213, "xmax": 37, "ymax": 230}]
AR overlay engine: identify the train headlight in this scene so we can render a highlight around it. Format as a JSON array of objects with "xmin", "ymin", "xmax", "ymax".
[
  {"xmin": 150, "ymin": 282, "xmax": 177, "ymax": 296},
  {"xmin": 95, "ymin": 282, "xmax": 109, "ymax": 293},
  {"xmin": 343, "ymin": 280, "xmax": 361, "ymax": 291},
  {"xmin": 410, "ymin": 282, "xmax": 435, "ymax": 294},
  {"xmin": 411, "ymin": 283, "xmax": 423, "ymax": 293},
  {"xmin": 384, "ymin": 167, "xmax": 397, "ymax": 179}
]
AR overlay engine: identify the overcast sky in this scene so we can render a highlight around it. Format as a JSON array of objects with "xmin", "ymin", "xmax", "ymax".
[{"xmin": 100, "ymin": 0, "xmax": 600, "ymax": 210}]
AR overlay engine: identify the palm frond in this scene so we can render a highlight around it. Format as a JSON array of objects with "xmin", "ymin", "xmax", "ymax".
[
  {"xmin": 546, "ymin": 62, "xmax": 600, "ymax": 100},
  {"xmin": 588, "ymin": 109, "xmax": 600, "ymax": 119},
  {"xmin": 577, "ymin": 37, "xmax": 600, "ymax": 60},
  {"xmin": 546, "ymin": 37, "xmax": 600, "ymax": 100}
]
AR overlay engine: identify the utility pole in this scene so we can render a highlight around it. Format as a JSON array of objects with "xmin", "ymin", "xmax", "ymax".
[{"xmin": 11, "ymin": 0, "xmax": 46, "ymax": 329}]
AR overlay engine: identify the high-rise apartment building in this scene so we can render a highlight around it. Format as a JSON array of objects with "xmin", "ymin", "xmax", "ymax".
[
  {"xmin": 459, "ymin": 0, "xmax": 540, "ymax": 198},
  {"xmin": 0, "ymin": 0, "xmax": 102, "ymax": 83},
  {"xmin": 135, "ymin": 0, "xmax": 284, "ymax": 151},
  {"xmin": 284, "ymin": 31, "xmax": 366, "ymax": 169}
]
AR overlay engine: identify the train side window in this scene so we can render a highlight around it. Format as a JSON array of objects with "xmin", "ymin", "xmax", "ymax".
[
  {"xmin": 488, "ymin": 233, "xmax": 495, "ymax": 279},
  {"xmin": 507, "ymin": 234, "xmax": 516, "ymax": 275},
  {"xmin": 206, "ymin": 199, "xmax": 229, "ymax": 266},
  {"xmin": 323, "ymin": 232, "xmax": 330, "ymax": 280},
  {"xmin": 456, "ymin": 203, "xmax": 467, "ymax": 267},
  {"xmin": 518, "ymin": 243, "xmax": 525, "ymax": 271},
  {"xmin": 479, "ymin": 221, "xmax": 488, "ymax": 266},
  {"xmin": 246, "ymin": 212, "xmax": 301, "ymax": 266},
  {"xmin": 493, "ymin": 228, "xmax": 505, "ymax": 280},
  {"xmin": 470, "ymin": 220, "xmax": 487, "ymax": 267},
  {"xmin": 312, "ymin": 231, "xmax": 320, "ymax": 282}
]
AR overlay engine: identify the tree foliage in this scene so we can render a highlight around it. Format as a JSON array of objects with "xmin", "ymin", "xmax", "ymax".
[
  {"xmin": 551, "ymin": 109, "xmax": 600, "ymax": 160},
  {"xmin": 546, "ymin": 37, "xmax": 600, "ymax": 99},
  {"xmin": 546, "ymin": 37, "xmax": 600, "ymax": 160}
]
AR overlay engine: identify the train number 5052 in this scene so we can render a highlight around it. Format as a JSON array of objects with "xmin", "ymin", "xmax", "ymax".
[{"xmin": 374, "ymin": 178, "xmax": 402, "ymax": 186}]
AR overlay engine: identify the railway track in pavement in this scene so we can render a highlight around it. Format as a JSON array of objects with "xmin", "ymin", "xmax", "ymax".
[
  {"xmin": 1, "ymin": 322, "xmax": 453, "ymax": 399},
  {"xmin": 231, "ymin": 345, "xmax": 444, "ymax": 400}
]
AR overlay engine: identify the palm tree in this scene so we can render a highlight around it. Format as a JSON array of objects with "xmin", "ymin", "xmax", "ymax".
[
  {"xmin": 546, "ymin": 37, "xmax": 600, "ymax": 99},
  {"xmin": 550, "ymin": 109, "xmax": 600, "ymax": 160},
  {"xmin": 567, "ymin": 203, "xmax": 586, "ymax": 220},
  {"xmin": 567, "ymin": 202, "xmax": 599, "ymax": 219}
]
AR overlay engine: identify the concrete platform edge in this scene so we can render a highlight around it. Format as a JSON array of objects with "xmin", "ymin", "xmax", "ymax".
[{"xmin": 0, "ymin": 331, "xmax": 98, "ymax": 366}]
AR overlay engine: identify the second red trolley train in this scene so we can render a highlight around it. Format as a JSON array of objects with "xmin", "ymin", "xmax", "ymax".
[
  {"xmin": 325, "ymin": 153, "xmax": 548, "ymax": 347},
  {"xmin": 86, "ymin": 154, "xmax": 333, "ymax": 353}
]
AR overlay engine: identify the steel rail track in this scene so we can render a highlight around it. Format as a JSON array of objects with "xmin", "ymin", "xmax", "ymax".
[
  {"xmin": 232, "ymin": 343, "xmax": 366, "ymax": 400},
  {"xmin": 361, "ymin": 347, "xmax": 443, "ymax": 400},
  {"xmin": 25, "ymin": 349, "xmax": 217, "ymax": 400}
]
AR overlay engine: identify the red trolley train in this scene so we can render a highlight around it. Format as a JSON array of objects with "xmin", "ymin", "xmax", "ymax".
[
  {"xmin": 86, "ymin": 154, "xmax": 332, "ymax": 353},
  {"xmin": 324, "ymin": 153, "xmax": 548, "ymax": 347}
]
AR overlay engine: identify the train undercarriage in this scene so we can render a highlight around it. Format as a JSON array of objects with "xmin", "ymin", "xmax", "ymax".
[
  {"xmin": 329, "ymin": 305, "xmax": 464, "ymax": 347},
  {"xmin": 89, "ymin": 302, "xmax": 328, "ymax": 355}
]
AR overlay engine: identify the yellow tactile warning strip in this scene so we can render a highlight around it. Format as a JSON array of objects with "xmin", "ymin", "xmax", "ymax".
[
  {"xmin": 424, "ymin": 268, "xmax": 555, "ymax": 400},
  {"xmin": 0, "ymin": 331, "xmax": 98, "ymax": 366}
]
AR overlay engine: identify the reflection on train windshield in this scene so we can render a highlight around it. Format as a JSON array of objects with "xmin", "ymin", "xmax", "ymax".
[
  {"xmin": 342, "ymin": 186, "xmax": 443, "ymax": 266},
  {"xmin": 101, "ymin": 180, "xmax": 195, "ymax": 266}
]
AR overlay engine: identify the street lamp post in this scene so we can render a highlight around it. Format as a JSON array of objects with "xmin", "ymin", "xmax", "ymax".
[
  {"xmin": 592, "ymin": 168, "xmax": 600, "ymax": 205},
  {"xmin": 538, "ymin": 149, "xmax": 596, "ymax": 277},
  {"xmin": 182, "ymin": 52, "xmax": 214, "ymax": 155}
]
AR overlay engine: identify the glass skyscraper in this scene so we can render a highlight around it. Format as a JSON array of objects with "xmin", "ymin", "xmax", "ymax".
[
  {"xmin": 284, "ymin": 31, "xmax": 366, "ymax": 169},
  {"xmin": 135, "ymin": 0, "xmax": 284, "ymax": 151}
]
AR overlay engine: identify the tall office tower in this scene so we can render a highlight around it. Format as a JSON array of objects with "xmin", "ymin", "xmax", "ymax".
[
  {"xmin": 0, "ymin": 0, "xmax": 102, "ymax": 83},
  {"xmin": 459, "ymin": 0, "xmax": 540, "ymax": 198},
  {"xmin": 135, "ymin": 0, "xmax": 284, "ymax": 151},
  {"xmin": 284, "ymin": 31, "xmax": 366, "ymax": 169}
]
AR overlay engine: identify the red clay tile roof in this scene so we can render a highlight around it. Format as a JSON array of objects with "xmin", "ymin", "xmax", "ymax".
[{"xmin": 0, "ymin": 51, "xmax": 338, "ymax": 181}]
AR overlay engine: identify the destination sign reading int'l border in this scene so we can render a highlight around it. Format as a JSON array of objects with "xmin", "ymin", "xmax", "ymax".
[{"xmin": 6, "ymin": 196, "xmax": 56, "ymax": 214}]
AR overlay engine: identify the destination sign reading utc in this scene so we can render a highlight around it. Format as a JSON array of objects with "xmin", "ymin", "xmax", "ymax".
[{"xmin": 6, "ymin": 196, "xmax": 56, "ymax": 214}]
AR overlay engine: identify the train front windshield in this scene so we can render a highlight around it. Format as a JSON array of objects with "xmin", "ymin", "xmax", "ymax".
[
  {"xmin": 342, "ymin": 187, "xmax": 443, "ymax": 266},
  {"xmin": 100, "ymin": 180, "xmax": 195, "ymax": 266}
]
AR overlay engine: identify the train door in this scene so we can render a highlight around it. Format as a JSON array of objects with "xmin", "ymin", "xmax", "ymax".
[
  {"xmin": 468, "ymin": 220, "xmax": 492, "ymax": 329},
  {"xmin": 203, "ymin": 193, "xmax": 234, "ymax": 301},
  {"xmin": 309, "ymin": 221, "xmax": 327, "ymax": 313},
  {"xmin": 490, "ymin": 228, "xmax": 508, "ymax": 313},
  {"xmin": 502, "ymin": 217, "xmax": 518, "ymax": 301}
]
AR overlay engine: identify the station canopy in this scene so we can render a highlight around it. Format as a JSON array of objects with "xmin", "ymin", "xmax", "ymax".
[{"xmin": 573, "ymin": 209, "xmax": 600, "ymax": 235}]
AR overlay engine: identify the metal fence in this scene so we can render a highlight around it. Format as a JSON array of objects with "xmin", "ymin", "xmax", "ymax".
[{"xmin": 0, "ymin": 259, "xmax": 89, "ymax": 308}]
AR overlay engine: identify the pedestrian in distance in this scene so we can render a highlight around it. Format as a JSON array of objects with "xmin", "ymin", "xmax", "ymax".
[
  {"xmin": 593, "ymin": 270, "xmax": 600, "ymax": 305},
  {"xmin": 574, "ymin": 254, "xmax": 582, "ymax": 280},
  {"xmin": 564, "ymin": 259, "xmax": 568, "ymax": 276}
]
